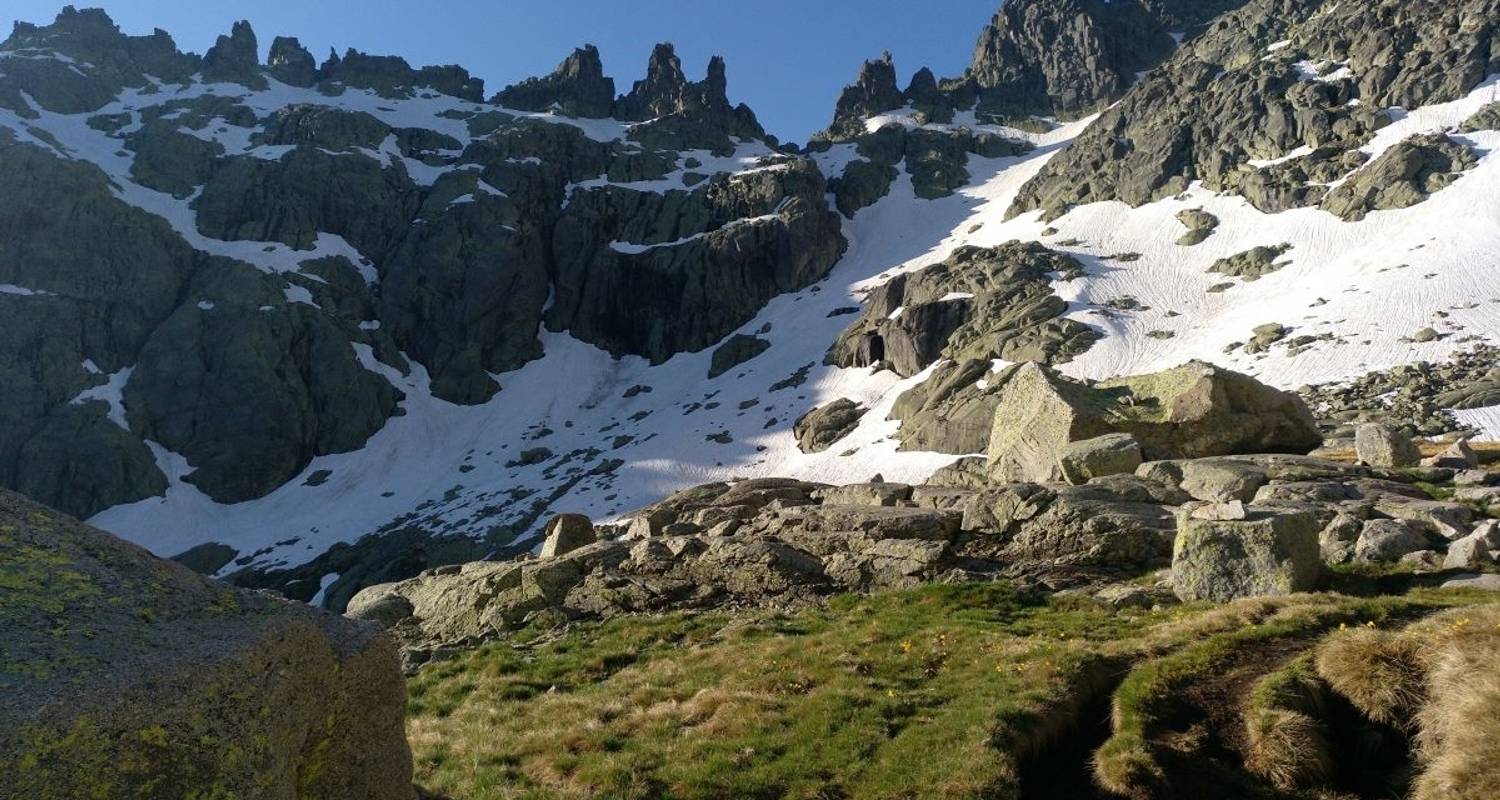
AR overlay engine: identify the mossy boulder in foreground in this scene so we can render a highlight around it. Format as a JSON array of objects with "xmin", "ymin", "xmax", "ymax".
[
  {"xmin": 1172, "ymin": 506, "xmax": 1323, "ymax": 602},
  {"xmin": 0, "ymin": 489, "xmax": 414, "ymax": 800}
]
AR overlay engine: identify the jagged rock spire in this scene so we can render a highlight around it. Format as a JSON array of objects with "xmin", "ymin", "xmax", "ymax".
[
  {"xmin": 267, "ymin": 36, "xmax": 316, "ymax": 87},
  {"xmin": 202, "ymin": 20, "xmax": 266, "ymax": 88},
  {"xmin": 613, "ymin": 43, "xmax": 763, "ymax": 139},
  {"xmin": 820, "ymin": 52, "xmax": 908, "ymax": 140},
  {"xmin": 492, "ymin": 44, "xmax": 615, "ymax": 118}
]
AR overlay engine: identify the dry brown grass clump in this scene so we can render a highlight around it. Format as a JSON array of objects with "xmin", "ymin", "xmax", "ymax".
[
  {"xmin": 1243, "ymin": 655, "xmax": 1333, "ymax": 791},
  {"xmin": 1316, "ymin": 604, "xmax": 1500, "ymax": 799},
  {"xmin": 1315, "ymin": 627, "xmax": 1427, "ymax": 726},
  {"xmin": 1408, "ymin": 608, "xmax": 1500, "ymax": 800}
]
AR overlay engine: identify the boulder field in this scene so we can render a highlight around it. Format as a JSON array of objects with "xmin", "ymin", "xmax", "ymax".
[{"xmin": 348, "ymin": 363, "xmax": 1497, "ymax": 672}]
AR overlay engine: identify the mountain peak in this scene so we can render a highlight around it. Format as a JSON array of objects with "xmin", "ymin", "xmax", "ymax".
[
  {"xmin": 202, "ymin": 19, "xmax": 264, "ymax": 88},
  {"xmin": 492, "ymin": 43, "xmax": 615, "ymax": 117}
]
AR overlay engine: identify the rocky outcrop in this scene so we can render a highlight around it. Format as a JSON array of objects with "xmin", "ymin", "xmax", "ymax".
[
  {"xmin": 828, "ymin": 243, "xmax": 1097, "ymax": 377},
  {"xmin": 267, "ymin": 36, "xmax": 317, "ymax": 87},
  {"xmin": 1300, "ymin": 345, "xmax": 1500, "ymax": 439},
  {"xmin": 1175, "ymin": 208, "xmax": 1219, "ymax": 246},
  {"xmin": 1208, "ymin": 244, "xmax": 1293, "ymax": 282},
  {"xmin": 813, "ymin": 48, "xmax": 1034, "ymax": 211},
  {"xmin": 320, "ymin": 48, "xmax": 485, "ymax": 102},
  {"xmin": 825, "ymin": 54, "xmax": 907, "ymax": 139},
  {"xmin": 793, "ymin": 398, "xmax": 866, "ymax": 453},
  {"xmin": 344, "ymin": 475, "xmax": 1171, "ymax": 666},
  {"xmin": 986, "ymin": 361, "xmax": 1322, "ymax": 483},
  {"xmin": 0, "ymin": 489, "xmax": 413, "ymax": 799},
  {"xmin": 202, "ymin": 20, "xmax": 265, "ymax": 89},
  {"xmin": 614, "ymin": 44, "xmax": 764, "ymax": 141},
  {"xmin": 889, "ymin": 359, "xmax": 1007, "ymax": 454},
  {"xmin": 822, "ymin": 122, "xmax": 1032, "ymax": 213},
  {"xmin": 492, "ymin": 45, "xmax": 615, "ymax": 118},
  {"xmin": 1011, "ymin": 0, "xmax": 1496, "ymax": 220},
  {"xmin": 708, "ymin": 333, "xmax": 771, "ymax": 378},
  {"xmin": 1461, "ymin": 102, "xmax": 1500, "ymax": 133},
  {"xmin": 0, "ymin": 7, "xmax": 198, "ymax": 116},
  {"xmin": 347, "ymin": 445, "xmax": 1500, "ymax": 668},
  {"xmin": 1320, "ymin": 134, "xmax": 1477, "ymax": 222},
  {"xmin": 548, "ymin": 157, "xmax": 844, "ymax": 363},
  {"xmin": 966, "ymin": 0, "xmax": 1193, "ymax": 120}
]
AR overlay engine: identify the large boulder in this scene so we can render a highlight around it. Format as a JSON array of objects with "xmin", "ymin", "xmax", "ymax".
[
  {"xmin": 793, "ymin": 398, "xmax": 866, "ymax": 453},
  {"xmin": 987, "ymin": 361, "xmax": 1322, "ymax": 483},
  {"xmin": 1355, "ymin": 423, "xmax": 1422, "ymax": 468},
  {"xmin": 539, "ymin": 513, "xmax": 595, "ymax": 558},
  {"xmin": 1056, "ymin": 433, "xmax": 1143, "ymax": 485},
  {"xmin": 1179, "ymin": 459, "xmax": 1267, "ymax": 503},
  {"xmin": 0, "ymin": 490, "xmax": 413, "ymax": 800},
  {"xmin": 1172, "ymin": 507, "xmax": 1323, "ymax": 602},
  {"xmin": 1355, "ymin": 519, "xmax": 1435, "ymax": 563}
]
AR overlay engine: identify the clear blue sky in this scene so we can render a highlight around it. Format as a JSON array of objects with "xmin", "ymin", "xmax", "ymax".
[{"xmin": 1, "ymin": 1, "xmax": 1000, "ymax": 142}]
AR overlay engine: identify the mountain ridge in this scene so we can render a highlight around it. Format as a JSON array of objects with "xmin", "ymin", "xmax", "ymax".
[{"xmin": 1, "ymin": 1, "xmax": 1497, "ymax": 614}]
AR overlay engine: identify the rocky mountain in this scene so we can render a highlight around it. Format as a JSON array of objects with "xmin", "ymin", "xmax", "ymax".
[
  {"xmin": 7, "ymin": 0, "xmax": 1500, "ymax": 797},
  {"xmin": 0, "ymin": 0, "xmax": 1498, "ymax": 614}
]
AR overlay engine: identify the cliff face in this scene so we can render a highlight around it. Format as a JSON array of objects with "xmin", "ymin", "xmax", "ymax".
[
  {"xmin": 0, "ymin": 488, "xmax": 414, "ymax": 799},
  {"xmin": 0, "ymin": 9, "xmax": 844, "ymax": 518}
]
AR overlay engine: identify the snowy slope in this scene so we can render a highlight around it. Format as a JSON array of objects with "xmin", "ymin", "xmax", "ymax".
[{"xmin": 10, "ymin": 49, "xmax": 1500, "ymax": 576}]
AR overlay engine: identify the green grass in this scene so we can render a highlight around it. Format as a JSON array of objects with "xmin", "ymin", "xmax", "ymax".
[
  {"xmin": 407, "ymin": 586, "xmax": 1500, "ymax": 800},
  {"xmin": 406, "ymin": 584, "xmax": 1173, "ymax": 800}
]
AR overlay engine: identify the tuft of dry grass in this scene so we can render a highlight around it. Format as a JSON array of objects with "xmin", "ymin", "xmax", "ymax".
[
  {"xmin": 1407, "ymin": 607, "xmax": 1500, "ymax": 800},
  {"xmin": 1093, "ymin": 592, "xmax": 1483, "ymax": 798},
  {"xmin": 1243, "ymin": 656, "xmax": 1332, "ymax": 791},
  {"xmin": 1315, "ymin": 627, "xmax": 1427, "ymax": 726}
]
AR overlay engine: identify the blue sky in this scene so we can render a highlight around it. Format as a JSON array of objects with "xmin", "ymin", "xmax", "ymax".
[{"xmin": 1, "ymin": 1, "xmax": 999, "ymax": 142}]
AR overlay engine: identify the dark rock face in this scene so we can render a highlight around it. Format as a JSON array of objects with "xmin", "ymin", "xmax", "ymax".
[
  {"xmin": 267, "ymin": 36, "xmax": 317, "ymax": 87},
  {"xmin": 794, "ymin": 399, "xmax": 866, "ymax": 453},
  {"xmin": 708, "ymin": 334, "xmax": 771, "ymax": 378},
  {"xmin": 125, "ymin": 290, "xmax": 403, "ymax": 503},
  {"xmin": 615, "ymin": 44, "xmax": 765, "ymax": 141},
  {"xmin": 828, "ymin": 243, "xmax": 1097, "ymax": 377},
  {"xmin": 547, "ymin": 158, "xmax": 845, "ymax": 363},
  {"xmin": 492, "ymin": 45, "xmax": 615, "ymax": 118},
  {"xmin": 0, "ymin": 142, "xmax": 176, "ymax": 515},
  {"xmin": 825, "ymin": 54, "xmax": 907, "ymax": 140},
  {"xmin": 1320, "ymin": 134, "xmax": 1477, "ymax": 221},
  {"xmin": 321, "ymin": 49, "xmax": 485, "ymax": 101},
  {"xmin": 968, "ymin": 0, "xmax": 1183, "ymax": 119},
  {"xmin": 0, "ymin": 490, "xmax": 415, "ymax": 800},
  {"xmin": 0, "ymin": 9, "xmax": 851, "ymax": 517},
  {"xmin": 201, "ymin": 20, "xmax": 265, "ymax": 88},
  {"xmin": 1010, "ymin": 0, "xmax": 1498, "ymax": 220}
]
